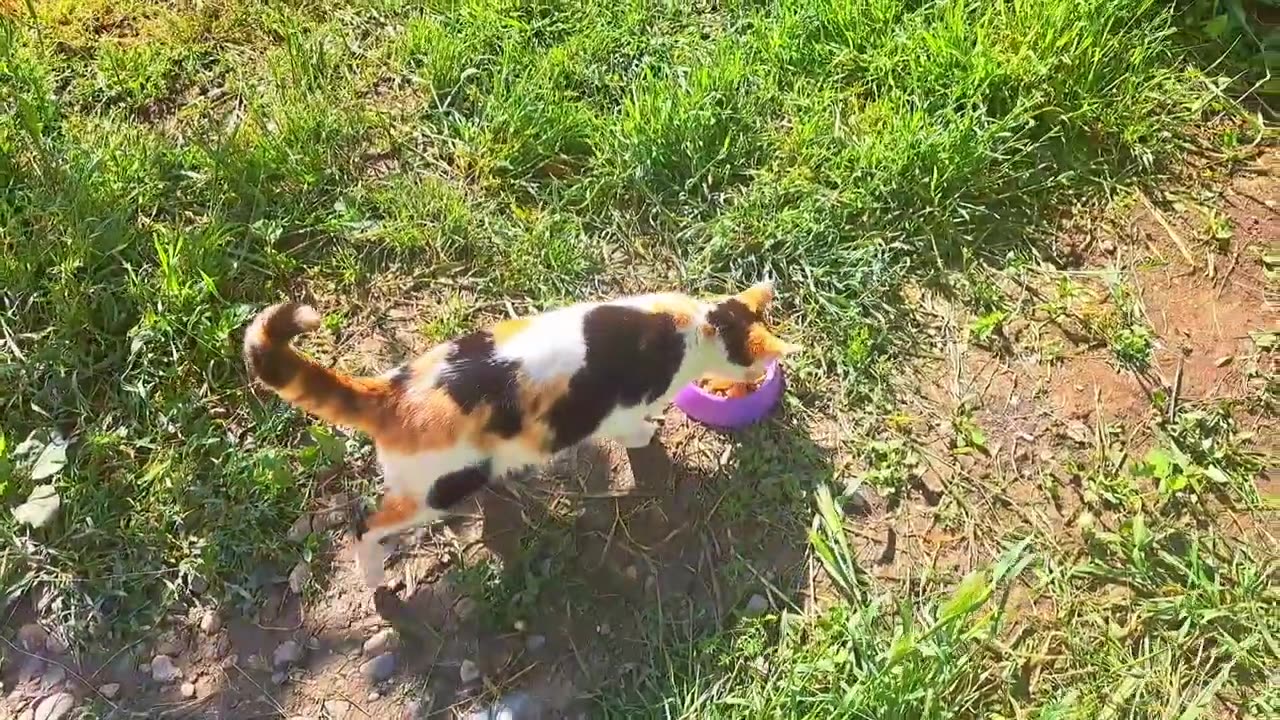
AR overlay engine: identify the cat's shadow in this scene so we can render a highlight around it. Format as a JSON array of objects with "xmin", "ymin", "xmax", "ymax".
[{"xmin": 372, "ymin": 411, "xmax": 833, "ymax": 715}]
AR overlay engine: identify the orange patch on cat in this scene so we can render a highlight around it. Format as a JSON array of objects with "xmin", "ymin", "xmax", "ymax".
[
  {"xmin": 736, "ymin": 281, "xmax": 775, "ymax": 313},
  {"xmin": 364, "ymin": 494, "xmax": 419, "ymax": 530},
  {"xmin": 492, "ymin": 317, "xmax": 531, "ymax": 344},
  {"xmin": 376, "ymin": 386, "xmax": 464, "ymax": 453},
  {"xmin": 746, "ymin": 324, "xmax": 798, "ymax": 359},
  {"xmin": 516, "ymin": 374, "xmax": 572, "ymax": 451},
  {"xmin": 650, "ymin": 296, "xmax": 698, "ymax": 329}
]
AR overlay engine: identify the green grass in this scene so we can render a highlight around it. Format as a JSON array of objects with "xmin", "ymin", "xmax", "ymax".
[
  {"xmin": 604, "ymin": 482, "xmax": 1278, "ymax": 719},
  {"xmin": 0, "ymin": 0, "xmax": 1273, "ymax": 713}
]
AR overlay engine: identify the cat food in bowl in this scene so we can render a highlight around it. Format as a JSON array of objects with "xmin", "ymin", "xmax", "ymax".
[{"xmin": 674, "ymin": 361, "xmax": 785, "ymax": 430}]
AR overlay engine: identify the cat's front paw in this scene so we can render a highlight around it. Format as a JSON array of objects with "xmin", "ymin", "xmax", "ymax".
[{"xmin": 354, "ymin": 538, "xmax": 388, "ymax": 589}]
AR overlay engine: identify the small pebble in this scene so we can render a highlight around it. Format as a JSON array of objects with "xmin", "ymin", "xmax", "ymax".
[
  {"xmin": 272, "ymin": 640, "xmax": 304, "ymax": 669},
  {"xmin": 180, "ymin": 682, "xmax": 196, "ymax": 699},
  {"xmin": 306, "ymin": 635, "xmax": 322, "ymax": 650},
  {"xmin": 199, "ymin": 610, "xmax": 222, "ymax": 635},
  {"xmin": 512, "ymin": 619, "xmax": 527, "ymax": 632},
  {"xmin": 17, "ymin": 624, "xmax": 47, "ymax": 652},
  {"xmin": 363, "ymin": 628, "xmax": 398, "ymax": 657},
  {"xmin": 368, "ymin": 691, "xmax": 381, "ymax": 702},
  {"xmin": 323, "ymin": 699, "xmax": 352, "ymax": 719},
  {"xmin": 151, "ymin": 655, "xmax": 182, "ymax": 683},
  {"xmin": 189, "ymin": 576, "xmax": 209, "ymax": 595},
  {"xmin": 744, "ymin": 594, "xmax": 769, "ymax": 617},
  {"xmin": 459, "ymin": 659, "xmax": 481, "ymax": 684},
  {"xmin": 99, "ymin": 683, "xmax": 121, "ymax": 700},
  {"xmin": 597, "ymin": 623, "xmax": 611, "ymax": 636},
  {"xmin": 525, "ymin": 634, "xmax": 546, "ymax": 653},
  {"xmin": 33, "ymin": 691, "xmax": 76, "ymax": 720},
  {"xmin": 361, "ymin": 653, "xmax": 396, "ymax": 683},
  {"xmin": 40, "ymin": 664, "xmax": 66, "ymax": 690}
]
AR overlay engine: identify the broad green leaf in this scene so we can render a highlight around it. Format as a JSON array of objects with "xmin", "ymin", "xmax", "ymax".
[
  {"xmin": 1203, "ymin": 465, "xmax": 1232, "ymax": 486},
  {"xmin": 1202, "ymin": 14, "xmax": 1230, "ymax": 39},
  {"xmin": 1144, "ymin": 448, "xmax": 1173, "ymax": 479},
  {"xmin": 1130, "ymin": 513, "xmax": 1150, "ymax": 550},
  {"xmin": 939, "ymin": 570, "xmax": 989, "ymax": 623},
  {"xmin": 30, "ymin": 440, "xmax": 67, "ymax": 481}
]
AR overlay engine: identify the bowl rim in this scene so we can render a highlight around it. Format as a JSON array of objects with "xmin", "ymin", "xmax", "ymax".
[{"xmin": 681, "ymin": 360, "xmax": 782, "ymax": 405}]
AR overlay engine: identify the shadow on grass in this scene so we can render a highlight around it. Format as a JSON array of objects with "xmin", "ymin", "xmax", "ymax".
[{"xmin": 361, "ymin": 409, "xmax": 835, "ymax": 717}]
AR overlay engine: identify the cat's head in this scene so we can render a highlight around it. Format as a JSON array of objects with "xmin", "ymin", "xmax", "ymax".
[{"xmin": 701, "ymin": 281, "xmax": 799, "ymax": 381}]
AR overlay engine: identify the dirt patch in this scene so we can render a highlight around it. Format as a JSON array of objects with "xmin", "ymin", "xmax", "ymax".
[{"xmin": 848, "ymin": 149, "xmax": 1278, "ymax": 588}]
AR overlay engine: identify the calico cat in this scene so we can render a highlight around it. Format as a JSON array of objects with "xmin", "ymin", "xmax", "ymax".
[{"xmin": 243, "ymin": 282, "xmax": 797, "ymax": 588}]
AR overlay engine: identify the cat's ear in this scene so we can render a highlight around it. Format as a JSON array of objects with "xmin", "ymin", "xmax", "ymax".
[
  {"xmin": 735, "ymin": 280, "xmax": 775, "ymax": 314},
  {"xmin": 747, "ymin": 325, "xmax": 800, "ymax": 358}
]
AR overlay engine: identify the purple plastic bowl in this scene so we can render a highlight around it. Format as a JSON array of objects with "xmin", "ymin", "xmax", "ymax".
[{"xmin": 673, "ymin": 361, "xmax": 785, "ymax": 431}]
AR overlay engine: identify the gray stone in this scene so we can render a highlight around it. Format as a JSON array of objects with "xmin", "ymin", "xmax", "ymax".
[
  {"xmin": 151, "ymin": 654, "xmax": 182, "ymax": 683},
  {"xmin": 363, "ymin": 628, "xmax": 398, "ymax": 657},
  {"xmin": 272, "ymin": 640, "xmax": 304, "ymax": 669},
  {"xmin": 180, "ymin": 682, "xmax": 196, "ymax": 698},
  {"xmin": 43, "ymin": 634, "xmax": 69, "ymax": 656},
  {"xmin": 459, "ymin": 659, "xmax": 481, "ymax": 684},
  {"xmin": 287, "ymin": 515, "xmax": 314, "ymax": 543},
  {"xmin": 360, "ymin": 653, "xmax": 396, "ymax": 683},
  {"xmin": 322, "ymin": 699, "xmax": 352, "ymax": 719},
  {"xmin": 199, "ymin": 610, "xmax": 222, "ymax": 635},
  {"xmin": 33, "ymin": 692, "xmax": 76, "ymax": 720},
  {"xmin": 524, "ymin": 634, "xmax": 546, "ymax": 653},
  {"xmin": 189, "ymin": 575, "xmax": 209, "ymax": 595},
  {"xmin": 288, "ymin": 562, "xmax": 312, "ymax": 594},
  {"xmin": 465, "ymin": 691, "xmax": 541, "ymax": 720},
  {"xmin": 402, "ymin": 699, "xmax": 428, "ymax": 719},
  {"xmin": 271, "ymin": 671, "xmax": 288, "ymax": 686},
  {"xmin": 17, "ymin": 624, "xmax": 47, "ymax": 652},
  {"xmin": 744, "ymin": 594, "xmax": 769, "ymax": 617},
  {"xmin": 98, "ymin": 683, "xmax": 121, "ymax": 699},
  {"xmin": 40, "ymin": 664, "xmax": 66, "ymax": 690}
]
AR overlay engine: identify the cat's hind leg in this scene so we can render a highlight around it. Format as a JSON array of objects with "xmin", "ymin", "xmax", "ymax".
[
  {"xmin": 355, "ymin": 461, "xmax": 494, "ymax": 589},
  {"xmin": 353, "ymin": 494, "xmax": 443, "ymax": 589}
]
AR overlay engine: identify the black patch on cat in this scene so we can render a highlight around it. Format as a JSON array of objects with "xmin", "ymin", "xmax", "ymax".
[
  {"xmin": 706, "ymin": 298, "xmax": 756, "ymax": 366},
  {"xmin": 427, "ymin": 460, "xmax": 493, "ymax": 510},
  {"xmin": 245, "ymin": 343, "xmax": 296, "ymax": 387},
  {"xmin": 246, "ymin": 304, "xmax": 313, "ymax": 387},
  {"xmin": 547, "ymin": 305, "xmax": 685, "ymax": 451},
  {"xmin": 439, "ymin": 331, "xmax": 523, "ymax": 438}
]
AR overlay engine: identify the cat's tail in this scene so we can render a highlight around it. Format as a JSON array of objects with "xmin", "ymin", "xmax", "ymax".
[{"xmin": 244, "ymin": 303, "xmax": 394, "ymax": 436}]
